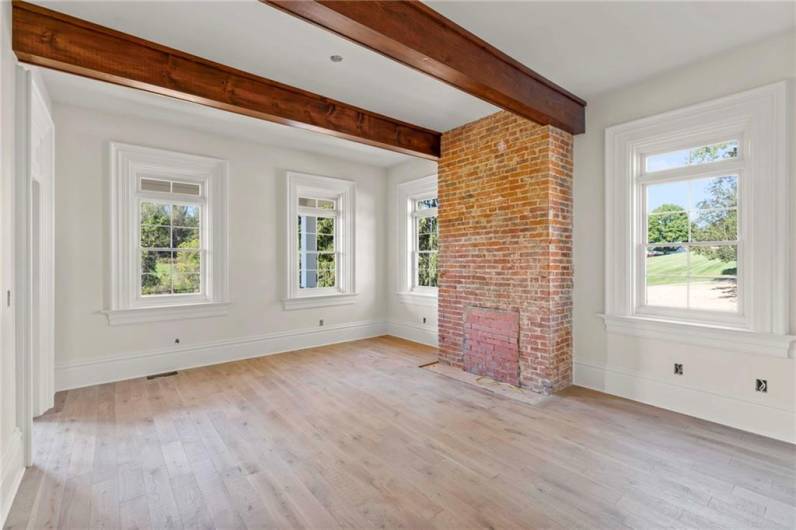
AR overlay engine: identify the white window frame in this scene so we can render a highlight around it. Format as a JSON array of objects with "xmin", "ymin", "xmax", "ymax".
[
  {"xmin": 396, "ymin": 175, "xmax": 438, "ymax": 306},
  {"xmin": 604, "ymin": 82, "xmax": 793, "ymax": 357},
  {"xmin": 284, "ymin": 171, "xmax": 356, "ymax": 310},
  {"xmin": 105, "ymin": 143, "xmax": 229, "ymax": 325}
]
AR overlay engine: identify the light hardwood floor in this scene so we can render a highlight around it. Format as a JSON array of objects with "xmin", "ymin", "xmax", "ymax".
[{"xmin": 6, "ymin": 336, "xmax": 795, "ymax": 529}]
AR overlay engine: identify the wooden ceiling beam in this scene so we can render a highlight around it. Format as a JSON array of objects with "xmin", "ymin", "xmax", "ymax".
[
  {"xmin": 11, "ymin": 0, "xmax": 441, "ymax": 159},
  {"xmin": 264, "ymin": 0, "xmax": 586, "ymax": 134}
]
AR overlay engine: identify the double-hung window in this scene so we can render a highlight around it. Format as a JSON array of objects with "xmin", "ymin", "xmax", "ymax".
[
  {"xmin": 107, "ymin": 143, "xmax": 229, "ymax": 325},
  {"xmin": 139, "ymin": 178, "xmax": 203, "ymax": 297},
  {"xmin": 641, "ymin": 141, "xmax": 741, "ymax": 315},
  {"xmin": 397, "ymin": 175, "xmax": 438, "ymax": 304},
  {"xmin": 298, "ymin": 197, "xmax": 338, "ymax": 290},
  {"xmin": 285, "ymin": 172, "xmax": 356, "ymax": 310},
  {"xmin": 412, "ymin": 197, "xmax": 439, "ymax": 290},
  {"xmin": 605, "ymin": 82, "xmax": 791, "ymax": 356}
]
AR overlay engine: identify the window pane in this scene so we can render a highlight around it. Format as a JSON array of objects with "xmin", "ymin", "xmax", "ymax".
[
  {"xmin": 316, "ymin": 217, "xmax": 334, "ymax": 234},
  {"xmin": 140, "ymin": 224, "xmax": 170, "ymax": 248},
  {"xmin": 173, "ymin": 205, "xmax": 200, "ymax": 227},
  {"xmin": 175, "ymin": 250, "xmax": 201, "ymax": 275},
  {"xmin": 299, "ymin": 197, "xmax": 316, "ymax": 208},
  {"xmin": 647, "ymin": 211, "xmax": 688, "ymax": 244},
  {"xmin": 417, "ymin": 252, "xmax": 438, "ymax": 287},
  {"xmin": 140, "ymin": 202, "xmax": 171, "ymax": 225},
  {"xmin": 173, "ymin": 273, "xmax": 200, "ymax": 294},
  {"xmin": 691, "ymin": 209, "xmax": 736, "ymax": 242},
  {"xmin": 141, "ymin": 250, "xmax": 173, "ymax": 276},
  {"xmin": 646, "ymin": 277, "xmax": 688, "ymax": 308},
  {"xmin": 645, "ymin": 245, "xmax": 738, "ymax": 312},
  {"xmin": 305, "ymin": 234, "xmax": 317, "ymax": 251},
  {"xmin": 645, "ymin": 140, "xmax": 738, "ymax": 173},
  {"xmin": 418, "ymin": 233, "xmax": 432, "ymax": 251},
  {"xmin": 317, "ymin": 234, "xmax": 334, "ymax": 252},
  {"xmin": 171, "ymin": 181, "xmax": 201, "ymax": 196},
  {"xmin": 646, "ymin": 181, "xmax": 688, "ymax": 211},
  {"xmin": 304, "ymin": 216, "xmax": 317, "ymax": 234},
  {"xmin": 416, "ymin": 198, "xmax": 439, "ymax": 210},
  {"xmin": 689, "ymin": 277, "xmax": 737, "ymax": 312},
  {"xmin": 318, "ymin": 253, "xmax": 335, "ymax": 288},
  {"xmin": 646, "ymin": 246, "xmax": 688, "ymax": 277},
  {"xmin": 318, "ymin": 268, "xmax": 335, "ymax": 288},
  {"xmin": 691, "ymin": 175, "xmax": 737, "ymax": 210},
  {"xmin": 139, "ymin": 200, "xmax": 202, "ymax": 297},
  {"xmin": 302, "ymin": 270, "xmax": 317, "ymax": 289},
  {"xmin": 417, "ymin": 216, "xmax": 435, "ymax": 234},
  {"xmin": 173, "ymin": 227, "xmax": 200, "ymax": 249},
  {"xmin": 298, "ymin": 214, "xmax": 335, "ymax": 290},
  {"xmin": 141, "ymin": 274, "xmax": 171, "ymax": 295},
  {"xmin": 304, "ymin": 252, "xmax": 318, "ymax": 271},
  {"xmin": 690, "ymin": 245, "xmax": 736, "ymax": 278},
  {"xmin": 140, "ymin": 178, "xmax": 172, "ymax": 193},
  {"xmin": 317, "ymin": 199, "xmax": 335, "ymax": 210}
]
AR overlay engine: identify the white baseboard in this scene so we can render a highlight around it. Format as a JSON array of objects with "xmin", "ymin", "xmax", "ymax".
[
  {"xmin": 574, "ymin": 360, "xmax": 795, "ymax": 444},
  {"xmin": 387, "ymin": 319, "xmax": 438, "ymax": 347},
  {"xmin": 0, "ymin": 428, "xmax": 25, "ymax": 528},
  {"xmin": 56, "ymin": 320, "xmax": 387, "ymax": 391}
]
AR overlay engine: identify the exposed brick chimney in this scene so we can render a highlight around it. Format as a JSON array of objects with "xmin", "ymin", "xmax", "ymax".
[{"xmin": 437, "ymin": 111, "xmax": 573, "ymax": 394}]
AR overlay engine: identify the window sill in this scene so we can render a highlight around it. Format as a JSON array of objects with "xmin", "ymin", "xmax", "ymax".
[
  {"xmin": 102, "ymin": 301, "xmax": 230, "ymax": 326},
  {"xmin": 396, "ymin": 291, "xmax": 438, "ymax": 307},
  {"xmin": 600, "ymin": 314, "xmax": 794, "ymax": 358},
  {"xmin": 283, "ymin": 293, "xmax": 358, "ymax": 311}
]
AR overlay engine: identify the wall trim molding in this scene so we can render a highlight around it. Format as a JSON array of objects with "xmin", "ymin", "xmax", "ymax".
[
  {"xmin": 601, "ymin": 314, "xmax": 794, "ymax": 358},
  {"xmin": 573, "ymin": 360, "xmax": 795, "ymax": 444},
  {"xmin": 56, "ymin": 320, "xmax": 387, "ymax": 391},
  {"xmin": 0, "ymin": 428, "xmax": 25, "ymax": 527},
  {"xmin": 387, "ymin": 319, "xmax": 438, "ymax": 347}
]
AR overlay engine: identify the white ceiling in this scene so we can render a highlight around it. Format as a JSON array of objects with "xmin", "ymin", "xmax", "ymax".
[
  {"xmin": 429, "ymin": 1, "xmax": 795, "ymax": 98},
  {"xmin": 40, "ymin": 69, "xmax": 411, "ymax": 167},
  {"xmin": 34, "ymin": 1, "xmax": 794, "ymax": 163}
]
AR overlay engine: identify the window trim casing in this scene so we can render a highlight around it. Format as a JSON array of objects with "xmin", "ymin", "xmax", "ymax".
[
  {"xmin": 396, "ymin": 174, "xmax": 438, "ymax": 305},
  {"xmin": 604, "ymin": 81, "xmax": 792, "ymax": 357},
  {"xmin": 284, "ymin": 171, "xmax": 356, "ymax": 310},
  {"xmin": 105, "ymin": 142, "xmax": 229, "ymax": 325}
]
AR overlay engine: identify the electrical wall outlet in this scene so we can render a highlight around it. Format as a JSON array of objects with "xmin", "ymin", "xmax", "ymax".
[
  {"xmin": 756, "ymin": 379, "xmax": 768, "ymax": 393},
  {"xmin": 673, "ymin": 363, "xmax": 683, "ymax": 375}
]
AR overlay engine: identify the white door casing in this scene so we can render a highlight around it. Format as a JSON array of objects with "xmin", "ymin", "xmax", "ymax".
[
  {"xmin": 15, "ymin": 66, "xmax": 54, "ymax": 449},
  {"xmin": 29, "ymin": 83, "xmax": 54, "ymax": 417}
]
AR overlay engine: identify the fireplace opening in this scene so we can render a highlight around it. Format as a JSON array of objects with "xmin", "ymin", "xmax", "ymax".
[{"xmin": 463, "ymin": 307, "xmax": 520, "ymax": 386}]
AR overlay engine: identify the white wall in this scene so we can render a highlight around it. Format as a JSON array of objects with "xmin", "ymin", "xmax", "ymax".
[
  {"xmin": 0, "ymin": 2, "xmax": 24, "ymax": 526},
  {"xmin": 572, "ymin": 31, "xmax": 796, "ymax": 442},
  {"xmin": 384, "ymin": 158, "xmax": 439, "ymax": 346},
  {"xmin": 53, "ymin": 104, "xmax": 389, "ymax": 389}
]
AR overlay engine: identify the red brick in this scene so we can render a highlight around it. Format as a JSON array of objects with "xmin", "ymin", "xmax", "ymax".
[{"xmin": 438, "ymin": 111, "xmax": 573, "ymax": 395}]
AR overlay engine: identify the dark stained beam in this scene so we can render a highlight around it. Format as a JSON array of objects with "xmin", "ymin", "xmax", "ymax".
[
  {"xmin": 264, "ymin": 1, "xmax": 586, "ymax": 135},
  {"xmin": 12, "ymin": 1, "xmax": 441, "ymax": 159}
]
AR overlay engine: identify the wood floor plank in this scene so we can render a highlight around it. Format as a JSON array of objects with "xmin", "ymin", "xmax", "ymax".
[{"xmin": 7, "ymin": 336, "xmax": 794, "ymax": 529}]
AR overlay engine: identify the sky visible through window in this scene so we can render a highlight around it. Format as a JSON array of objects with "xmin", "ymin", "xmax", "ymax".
[
  {"xmin": 645, "ymin": 140, "xmax": 738, "ymax": 173},
  {"xmin": 646, "ymin": 177, "xmax": 731, "ymax": 211}
]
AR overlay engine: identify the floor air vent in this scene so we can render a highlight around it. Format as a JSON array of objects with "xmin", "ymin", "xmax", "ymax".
[{"xmin": 146, "ymin": 371, "xmax": 178, "ymax": 380}]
